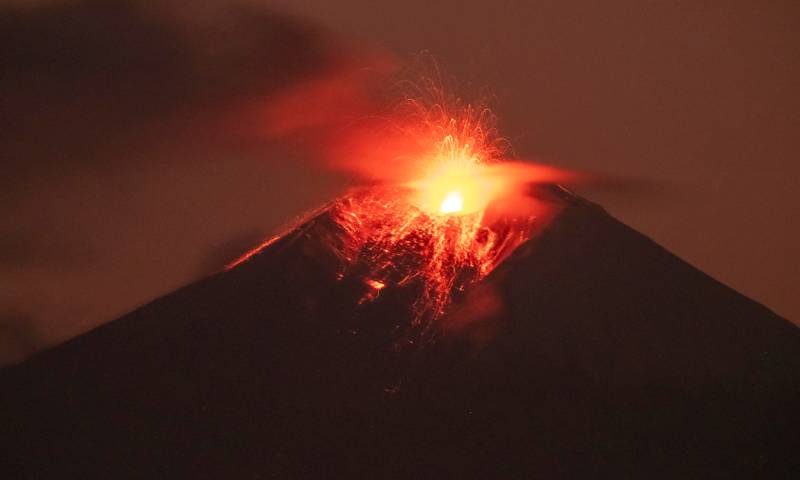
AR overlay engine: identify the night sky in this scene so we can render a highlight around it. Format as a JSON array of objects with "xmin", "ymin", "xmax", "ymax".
[{"xmin": 1, "ymin": 0, "xmax": 798, "ymax": 364}]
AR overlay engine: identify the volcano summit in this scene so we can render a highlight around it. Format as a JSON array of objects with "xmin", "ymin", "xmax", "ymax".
[{"xmin": 2, "ymin": 186, "xmax": 798, "ymax": 479}]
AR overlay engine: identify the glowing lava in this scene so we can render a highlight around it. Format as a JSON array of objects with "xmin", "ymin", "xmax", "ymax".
[
  {"xmin": 410, "ymin": 155, "xmax": 499, "ymax": 217},
  {"xmin": 233, "ymin": 78, "xmax": 549, "ymax": 342},
  {"xmin": 323, "ymin": 100, "xmax": 536, "ymax": 341},
  {"xmin": 439, "ymin": 191, "xmax": 463, "ymax": 214}
]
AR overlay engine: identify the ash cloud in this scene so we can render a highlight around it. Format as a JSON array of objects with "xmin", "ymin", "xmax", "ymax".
[{"xmin": 0, "ymin": 0, "xmax": 367, "ymax": 364}]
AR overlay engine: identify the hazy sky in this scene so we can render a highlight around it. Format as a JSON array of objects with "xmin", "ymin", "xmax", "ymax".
[{"xmin": 1, "ymin": 0, "xmax": 798, "ymax": 363}]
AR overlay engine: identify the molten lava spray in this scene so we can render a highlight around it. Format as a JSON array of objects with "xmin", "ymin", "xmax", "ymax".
[
  {"xmin": 329, "ymin": 187, "xmax": 532, "ymax": 339},
  {"xmin": 234, "ymin": 67, "xmax": 571, "ymax": 340},
  {"xmin": 319, "ymin": 91, "xmax": 539, "ymax": 339}
]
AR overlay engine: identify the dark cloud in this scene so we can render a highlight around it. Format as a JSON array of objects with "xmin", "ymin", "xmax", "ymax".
[
  {"xmin": 0, "ymin": 0, "xmax": 341, "ymax": 183},
  {"xmin": 0, "ymin": 0, "xmax": 361, "ymax": 364}
]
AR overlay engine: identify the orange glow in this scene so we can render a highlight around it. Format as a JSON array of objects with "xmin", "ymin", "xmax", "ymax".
[
  {"xmin": 239, "ymin": 67, "xmax": 575, "ymax": 340},
  {"xmin": 323, "ymin": 93, "xmax": 539, "ymax": 338},
  {"xmin": 410, "ymin": 153, "xmax": 499, "ymax": 217},
  {"xmin": 225, "ymin": 235, "xmax": 280, "ymax": 271}
]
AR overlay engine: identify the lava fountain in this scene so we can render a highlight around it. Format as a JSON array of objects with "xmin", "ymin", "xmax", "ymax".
[
  {"xmin": 318, "ymin": 98, "xmax": 540, "ymax": 339},
  {"xmin": 231, "ymin": 73, "xmax": 567, "ymax": 340}
]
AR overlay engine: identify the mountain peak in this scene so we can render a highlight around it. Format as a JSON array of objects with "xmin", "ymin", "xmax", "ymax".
[{"xmin": 2, "ymin": 189, "xmax": 798, "ymax": 478}]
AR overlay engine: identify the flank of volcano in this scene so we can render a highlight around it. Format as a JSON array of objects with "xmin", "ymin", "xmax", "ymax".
[{"xmin": 2, "ymin": 184, "xmax": 799, "ymax": 479}]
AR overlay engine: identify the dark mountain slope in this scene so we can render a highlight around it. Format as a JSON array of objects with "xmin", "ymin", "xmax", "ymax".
[{"xmin": 2, "ymin": 189, "xmax": 798, "ymax": 478}]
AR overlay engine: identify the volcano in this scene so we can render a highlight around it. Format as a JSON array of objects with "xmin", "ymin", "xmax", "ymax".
[{"xmin": 2, "ymin": 186, "xmax": 798, "ymax": 479}]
